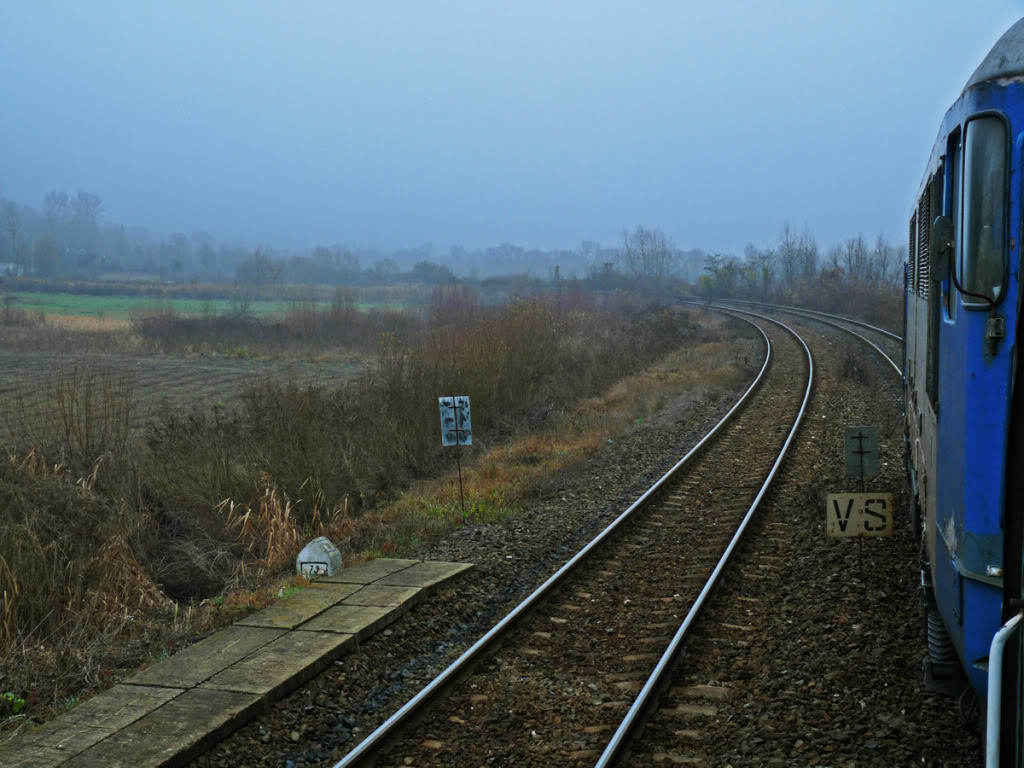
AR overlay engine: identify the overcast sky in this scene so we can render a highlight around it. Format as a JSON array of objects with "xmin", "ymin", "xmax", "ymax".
[{"xmin": 1, "ymin": 2, "xmax": 1021, "ymax": 255}]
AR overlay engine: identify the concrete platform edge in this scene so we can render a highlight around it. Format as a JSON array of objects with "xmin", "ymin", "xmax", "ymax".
[{"xmin": 0, "ymin": 559, "xmax": 473, "ymax": 768}]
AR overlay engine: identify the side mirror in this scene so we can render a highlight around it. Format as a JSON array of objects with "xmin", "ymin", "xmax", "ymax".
[{"xmin": 930, "ymin": 215, "xmax": 953, "ymax": 283}]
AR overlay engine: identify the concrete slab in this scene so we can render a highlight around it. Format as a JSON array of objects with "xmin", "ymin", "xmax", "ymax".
[
  {"xmin": 3, "ymin": 558, "xmax": 473, "ymax": 768},
  {"xmin": 235, "ymin": 582, "xmax": 361, "ymax": 630},
  {"xmin": 342, "ymin": 584, "xmax": 424, "ymax": 609},
  {"xmin": 10, "ymin": 723, "xmax": 107, "ymax": 762},
  {"xmin": 200, "ymin": 630, "xmax": 355, "ymax": 697},
  {"xmin": 376, "ymin": 560, "xmax": 474, "ymax": 596},
  {"xmin": 63, "ymin": 688, "xmax": 261, "ymax": 768},
  {"xmin": 16, "ymin": 684, "xmax": 183, "ymax": 757},
  {"xmin": 130, "ymin": 626, "xmax": 285, "ymax": 689},
  {"xmin": 321, "ymin": 557, "xmax": 420, "ymax": 584},
  {"xmin": 0, "ymin": 741, "xmax": 69, "ymax": 767},
  {"xmin": 298, "ymin": 603, "xmax": 401, "ymax": 639},
  {"xmin": 53, "ymin": 684, "xmax": 183, "ymax": 733}
]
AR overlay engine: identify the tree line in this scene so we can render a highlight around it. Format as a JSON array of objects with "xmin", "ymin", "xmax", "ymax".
[
  {"xmin": 697, "ymin": 221, "xmax": 905, "ymax": 326},
  {"xmin": 1, "ymin": 191, "xmax": 906, "ymax": 309},
  {"xmin": 0, "ymin": 191, "xmax": 711, "ymax": 286}
]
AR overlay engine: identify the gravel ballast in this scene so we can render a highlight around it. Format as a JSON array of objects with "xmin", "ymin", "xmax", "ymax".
[{"xmin": 190, "ymin": 313, "xmax": 979, "ymax": 768}]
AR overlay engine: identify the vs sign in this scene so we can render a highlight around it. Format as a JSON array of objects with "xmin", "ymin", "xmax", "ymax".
[{"xmin": 826, "ymin": 493, "xmax": 894, "ymax": 538}]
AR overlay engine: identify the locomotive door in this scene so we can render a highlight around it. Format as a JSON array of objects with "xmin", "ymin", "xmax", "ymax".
[{"xmin": 934, "ymin": 115, "xmax": 1015, "ymax": 700}]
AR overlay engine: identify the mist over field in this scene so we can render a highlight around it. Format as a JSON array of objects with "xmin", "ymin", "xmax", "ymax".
[{"xmin": 1, "ymin": 1, "xmax": 1020, "ymax": 278}]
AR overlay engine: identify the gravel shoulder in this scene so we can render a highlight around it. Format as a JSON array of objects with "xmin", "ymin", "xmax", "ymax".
[{"xmin": 662, "ymin": 316, "xmax": 977, "ymax": 767}]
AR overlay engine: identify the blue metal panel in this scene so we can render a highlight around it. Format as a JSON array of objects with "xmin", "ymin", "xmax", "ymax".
[
  {"xmin": 963, "ymin": 578, "xmax": 1006, "ymax": 694},
  {"xmin": 928, "ymin": 79, "xmax": 1023, "ymax": 700}
]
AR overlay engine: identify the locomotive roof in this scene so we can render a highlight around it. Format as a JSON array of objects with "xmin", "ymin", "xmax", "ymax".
[{"xmin": 964, "ymin": 17, "xmax": 1024, "ymax": 92}]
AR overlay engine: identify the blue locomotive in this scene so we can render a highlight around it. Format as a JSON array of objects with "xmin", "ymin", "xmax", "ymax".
[{"xmin": 905, "ymin": 17, "xmax": 1024, "ymax": 765}]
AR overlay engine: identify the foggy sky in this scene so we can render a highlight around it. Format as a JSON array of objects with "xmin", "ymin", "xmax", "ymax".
[{"xmin": 1, "ymin": 1, "xmax": 1020, "ymax": 255}]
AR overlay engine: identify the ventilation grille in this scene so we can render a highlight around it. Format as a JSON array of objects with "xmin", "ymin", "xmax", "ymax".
[
  {"xmin": 918, "ymin": 189, "xmax": 931, "ymax": 299},
  {"xmin": 908, "ymin": 213, "xmax": 917, "ymax": 294}
]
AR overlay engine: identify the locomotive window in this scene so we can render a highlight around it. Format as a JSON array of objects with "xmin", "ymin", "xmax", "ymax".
[{"xmin": 961, "ymin": 116, "xmax": 1007, "ymax": 305}]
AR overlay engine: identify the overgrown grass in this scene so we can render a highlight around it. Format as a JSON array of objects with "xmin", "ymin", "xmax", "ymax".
[
  {"xmin": 344, "ymin": 327, "xmax": 756, "ymax": 557},
  {"xmin": 0, "ymin": 293, "xmax": 754, "ymax": 723}
]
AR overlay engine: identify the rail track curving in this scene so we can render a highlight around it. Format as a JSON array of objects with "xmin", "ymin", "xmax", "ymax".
[
  {"xmin": 331, "ymin": 309, "xmax": 813, "ymax": 768},
  {"xmin": 701, "ymin": 298, "xmax": 903, "ymax": 381},
  {"xmin": 616, "ymin": 302, "xmax": 906, "ymax": 766},
  {"xmin": 701, "ymin": 297, "xmax": 902, "ymax": 342}
]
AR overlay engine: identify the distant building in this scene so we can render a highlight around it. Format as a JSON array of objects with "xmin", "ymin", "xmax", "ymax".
[{"xmin": 0, "ymin": 262, "xmax": 24, "ymax": 276}]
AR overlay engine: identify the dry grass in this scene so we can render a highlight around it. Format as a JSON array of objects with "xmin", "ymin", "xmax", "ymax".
[
  {"xmin": 576, "ymin": 339, "xmax": 750, "ymax": 427},
  {"xmin": 0, "ymin": 311, "xmax": 135, "ymax": 355},
  {"xmin": 130, "ymin": 296, "xmax": 420, "ymax": 357},
  {"xmin": 0, "ymin": 451, "xmax": 327, "ymax": 725},
  {"xmin": 0, "ymin": 295, "xmax": 755, "ymax": 725},
  {"xmin": 2, "ymin": 361, "xmax": 138, "ymax": 473},
  {"xmin": 338, "ymin": 312, "xmax": 756, "ymax": 558},
  {"xmin": 45, "ymin": 314, "xmax": 132, "ymax": 334}
]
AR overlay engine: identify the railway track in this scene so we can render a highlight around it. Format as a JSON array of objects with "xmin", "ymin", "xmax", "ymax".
[
  {"xmin": 330, "ymin": 310, "xmax": 813, "ymax": 768},
  {"xmin": 699, "ymin": 298, "xmax": 901, "ymax": 342},
  {"xmin": 618, "ymin": 303, "xmax": 905, "ymax": 766},
  {"xmin": 702, "ymin": 298, "xmax": 903, "ymax": 379}
]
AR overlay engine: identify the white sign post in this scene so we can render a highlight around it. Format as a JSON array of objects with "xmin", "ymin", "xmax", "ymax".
[
  {"xmin": 439, "ymin": 395, "xmax": 472, "ymax": 447},
  {"xmin": 439, "ymin": 396, "xmax": 472, "ymax": 520},
  {"xmin": 825, "ymin": 493, "xmax": 894, "ymax": 538}
]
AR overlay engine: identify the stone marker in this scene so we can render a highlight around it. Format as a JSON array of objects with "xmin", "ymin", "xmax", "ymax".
[{"xmin": 296, "ymin": 536, "xmax": 341, "ymax": 577}]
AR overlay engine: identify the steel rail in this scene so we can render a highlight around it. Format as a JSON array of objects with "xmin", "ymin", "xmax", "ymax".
[
  {"xmin": 695, "ymin": 299, "xmax": 901, "ymax": 381},
  {"xmin": 595, "ymin": 307, "xmax": 814, "ymax": 767},
  {"xmin": 728, "ymin": 302, "xmax": 902, "ymax": 380},
  {"xmin": 700, "ymin": 296, "xmax": 903, "ymax": 342},
  {"xmin": 332, "ymin": 313, "xmax": 774, "ymax": 768}
]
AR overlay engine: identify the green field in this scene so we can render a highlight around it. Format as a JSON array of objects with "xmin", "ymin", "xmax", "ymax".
[{"xmin": 4, "ymin": 291, "xmax": 325, "ymax": 317}]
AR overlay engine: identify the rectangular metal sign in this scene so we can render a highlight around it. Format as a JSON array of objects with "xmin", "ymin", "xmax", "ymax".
[
  {"xmin": 826, "ymin": 493, "xmax": 894, "ymax": 538},
  {"xmin": 439, "ymin": 395, "xmax": 472, "ymax": 446},
  {"xmin": 844, "ymin": 426, "xmax": 879, "ymax": 478}
]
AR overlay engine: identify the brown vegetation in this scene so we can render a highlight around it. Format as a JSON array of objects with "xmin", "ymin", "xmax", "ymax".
[
  {"xmin": 0, "ymin": 289, "xmax": 746, "ymax": 724},
  {"xmin": 131, "ymin": 290, "xmax": 419, "ymax": 355},
  {"xmin": 0, "ymin": 294, "xmax": 44, "ymax": 330}
]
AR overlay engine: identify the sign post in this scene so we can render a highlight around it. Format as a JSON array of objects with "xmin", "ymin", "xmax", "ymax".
[
  {"xmin": 843, "ymin": 426, "xmax": 879, "ymax": 481},
  {"xmin": 439, "ymin": 395, "xmax": 472, "ymax": 521},
  {"xmin": 832, "ymin": 426, "xmax": 887, "ymax": 579},
  {"xmin": 825, "ymin": 493, "xmax": 894, "ymax": 538}
]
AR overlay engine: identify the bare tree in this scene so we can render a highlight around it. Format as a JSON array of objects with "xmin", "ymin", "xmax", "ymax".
[
  {"xmin": 778, "ymin": 221, "xmax": 799, "ymax": 286},
  {"xmin": 827, "ymin": 243, "xmax": 844, "ymax": 272},
  {"xmin": 70, "ymin": 190, "xmax": 103, "ymax": 227},
  {"xmin": 236, "ymin": 246, "xmax": 283, "ymax": 286},
  {"xmin": 42, "ymin": 190, "xmax": 69, "ymax": 231},
  {"xmin": 621, "ymin": 225, "xmax": 676, "ymax": 280},
  {"xmin": 871, "ymin": 234, "xmax": 902, "ymax": 294},
  {"xmin": 796, "ymin": 229, "xmax": 818, "ymax": 283},
  {"xmin": 842, "ymin": 234, "xmax": 870, "ymax": 282},
  {"xmin": 337, "ymin": 249, "xmax": 360, "ymax": 280},
  {"xmin": 372, "ymin": 257, "xmax": 398, "ymax": 282},
  {"xmin": 2, "ymin": 202, "xmax": 26, "ymax": 270},
  {"xmin": 744, "ymin": 244, "xmax": 776, "ymax": 296}
]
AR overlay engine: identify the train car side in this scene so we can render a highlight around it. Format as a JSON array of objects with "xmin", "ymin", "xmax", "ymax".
[{"xmin": 904, "ymin": 21, "xmax": 1024, "ymax": 722}]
